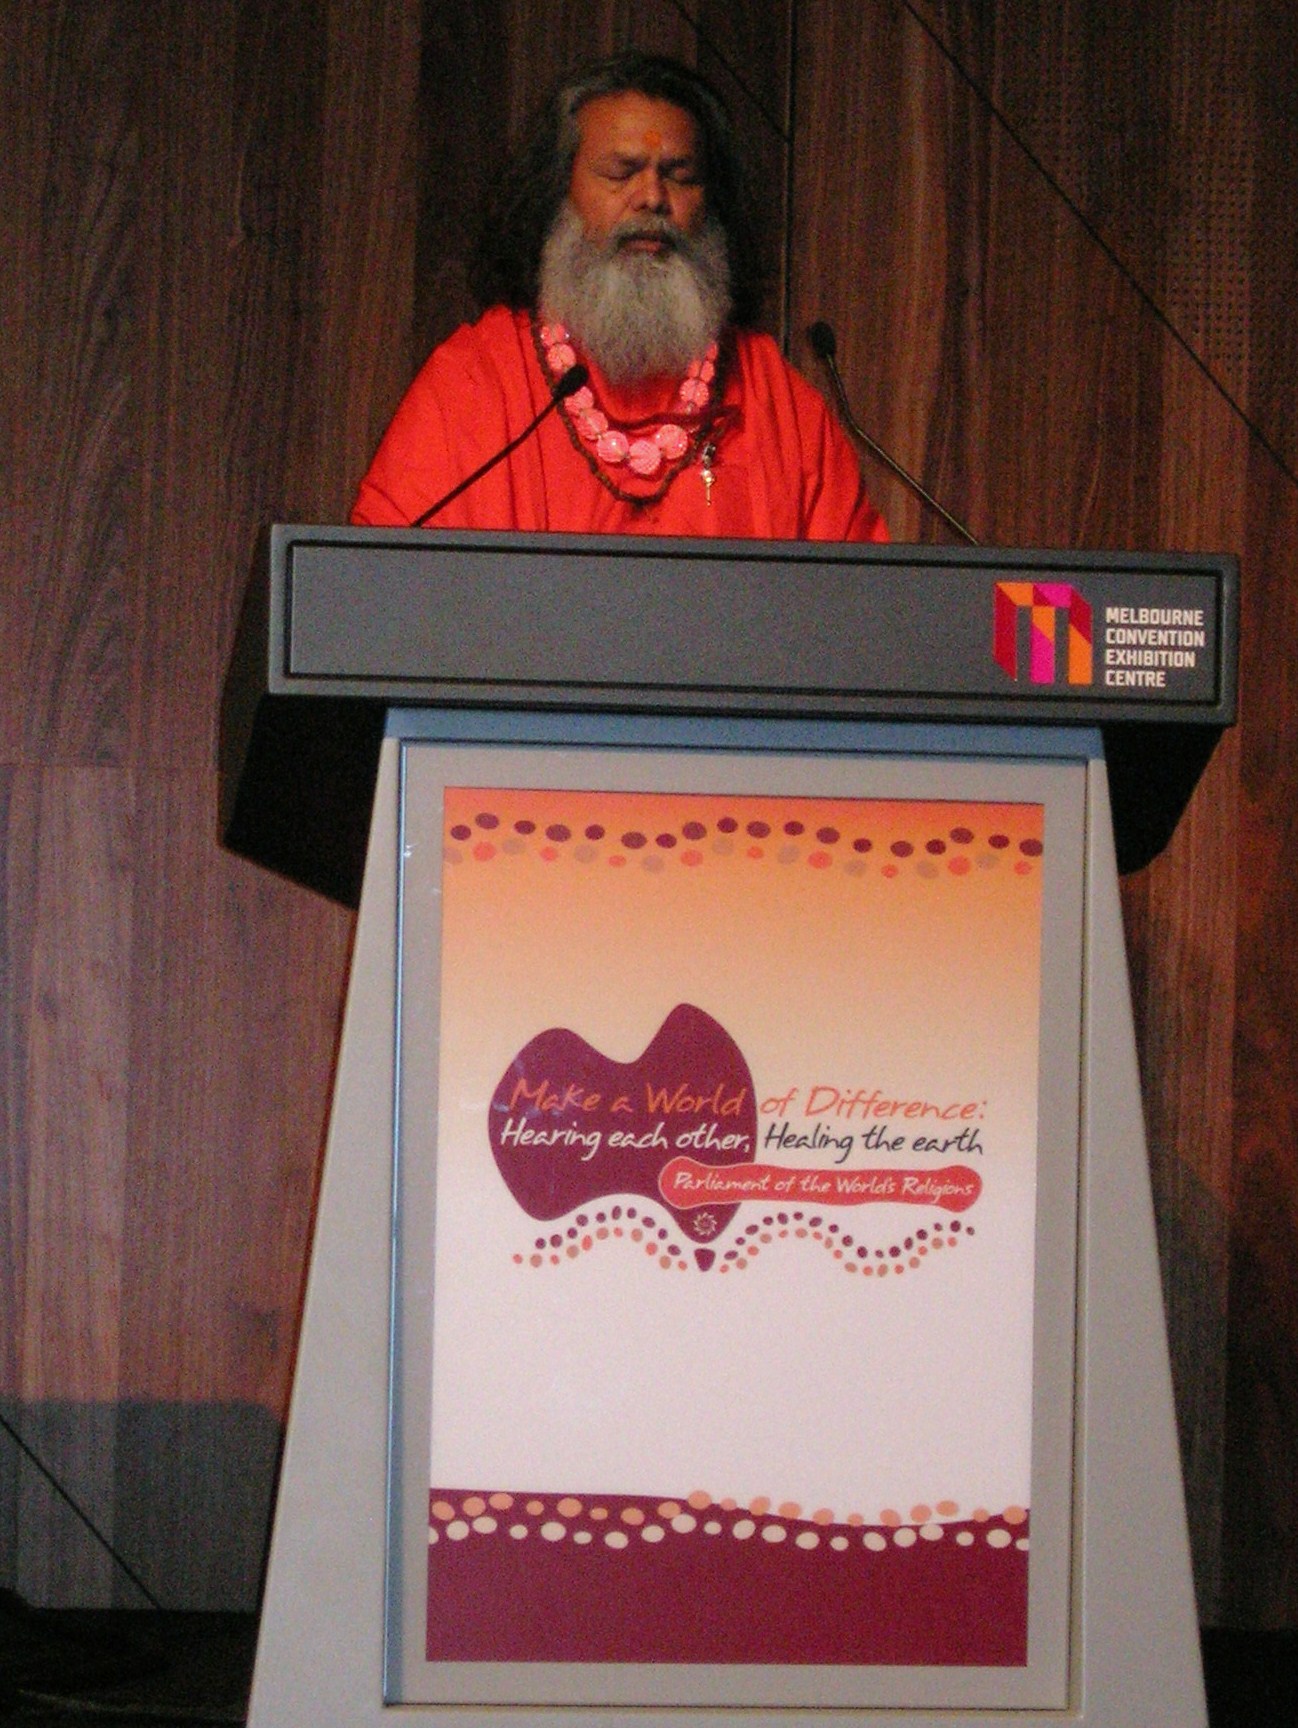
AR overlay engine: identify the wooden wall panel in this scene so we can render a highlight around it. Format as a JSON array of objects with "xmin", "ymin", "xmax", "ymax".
[
  {"xmin": 1226, "ymin": 468, "xmax": 1298, "ymax": 1627},
  {"xmin": 0, "ymin": 771, "xmax": 37, "ymax": 1400},
  {"xmin": 126, "ymin": 6, "xmax": 238, "ymax": 775},
  {"xmin": 788, "ymin": 3, "xmax": 991, "ymax": 542},
  {"xmin": 1123, "ymin": 742, "xmax": 1239, "ymax": 1623},
  {"xmin": 21, "ymin": 770, "xmax": 133, "ymax": 1402},
  {"xmin": 118, "ymin": 774, "xmax": 349, "ymax": 1411},
  {"xmin": 1248, "ymin": 0, "xmax": 1298, "ymax": 480},
  {"xmin": 1123, "ymin": 356, "xmax": 1247, "ymax": 1621},
  {"xmin": 287, "ymin": 0, "xmax": 423, "ymax": 517},
  {"xmin": 2, "ymin": 1, "xmax": 136, "ymax": 766},
  {"xmin": 1, "ymin": 772, "xmax": 46, "ymax": 1588},
  {"xmin": 890, "ymin": 0, "xmax": 1295, "ymax": 1624},
  {"xmin": 1, "ymin": 0, "xmax": 416, "ymax": 1608},
  {"xmin": 131, "ymin": 1, "xmax": 316, "ymax": 770},
  {"xmin": 1222, "ymin": 0, "xmax": 1298, "ymax": 1627},
  {"xmin": 416, "ymin": 0, "xmax": 511, "ymax": 361},
  {"xmin": 1, "ymin": 0, "xmax": 143, "ymax": 1602},
  {"xmin": 0, "ymin": 0, "xmax": 31, "ymax": 751},
  {"xmin": 15, "ymin": 767, "xmax": 134, "ymax": 1604}
]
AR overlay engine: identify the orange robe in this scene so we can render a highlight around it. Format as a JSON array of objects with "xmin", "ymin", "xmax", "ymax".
[{"xmin": 351, "ymin": 307, "xmax": 886, "ymax": 541}]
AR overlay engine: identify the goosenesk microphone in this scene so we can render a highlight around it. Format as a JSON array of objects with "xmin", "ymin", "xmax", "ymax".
[{"xmin": 808, "ymin": 321, "xmax": 978, "ymax": 546}]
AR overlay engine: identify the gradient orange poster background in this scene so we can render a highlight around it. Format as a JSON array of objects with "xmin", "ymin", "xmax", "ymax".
[{"xmin": 425, "ymin": 784, "xmax": 1044, "ymax": 1667}]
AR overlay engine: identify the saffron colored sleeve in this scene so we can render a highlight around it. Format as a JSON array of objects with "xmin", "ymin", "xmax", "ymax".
[
  {"xmin": 786, "ymin": 362, "xmax": 888, "ymax": 543},
  {"xmin": 350, "ymin": 311, "xmax": 531, "ymax": 529},
  {"xmin": 350, "ymin": 350, "xmax": 475, "ymax": 528},
  {"xmin": 735, "ymin": 333, "xmax": 887, "ymax": 543}
]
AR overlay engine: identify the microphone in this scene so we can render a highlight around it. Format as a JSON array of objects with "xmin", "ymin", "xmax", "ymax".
[
  {"xmin": 410, "ymin": 363, "xmax": 590, "ymax": 528},
  {"xmin": 808, "ymin": 322, "xmax": 978, "ymax": 546}
]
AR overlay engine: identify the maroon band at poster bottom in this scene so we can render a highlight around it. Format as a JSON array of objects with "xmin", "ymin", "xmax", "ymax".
[{"xmin": 427, "ymin": 1490, "xmax": 1029, "ymax": 1667}]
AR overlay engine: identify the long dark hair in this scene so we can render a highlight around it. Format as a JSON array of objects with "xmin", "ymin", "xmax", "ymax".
[{"xmin": 470, "ymin": 51, "xmax": 763, "ymax": 326}]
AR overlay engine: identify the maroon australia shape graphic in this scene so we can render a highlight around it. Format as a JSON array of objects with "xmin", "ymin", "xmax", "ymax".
[{"xmin": 489, "ymin": 1003, "xmax": 757, "ymax": 1258}]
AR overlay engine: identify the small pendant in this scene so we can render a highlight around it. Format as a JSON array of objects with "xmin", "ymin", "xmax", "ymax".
[{"xmin": 701, "ymin": 442, "xmax": 716, "ymax": 505}]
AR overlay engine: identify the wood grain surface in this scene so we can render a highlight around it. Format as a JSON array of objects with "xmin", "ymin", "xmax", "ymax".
[{"xmin": 1, "ymin": 0, "xmax": 1294, "ymax": 1625}]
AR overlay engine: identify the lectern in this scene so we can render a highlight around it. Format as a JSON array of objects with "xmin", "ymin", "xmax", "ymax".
[{"xmin": 224, "ymin": 528, "xmax": 1236, "ymax": 1726}]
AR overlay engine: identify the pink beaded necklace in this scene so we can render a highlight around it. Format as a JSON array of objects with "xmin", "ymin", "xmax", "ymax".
[{"xmin": 535, "ymin": 319, "xmax": 728, "ymax": 505}]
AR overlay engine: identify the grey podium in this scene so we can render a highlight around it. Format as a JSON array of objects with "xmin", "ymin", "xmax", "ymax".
[{"xmin": 223, "ymin": 527, "xmax": 1236, "ymax": 1727}]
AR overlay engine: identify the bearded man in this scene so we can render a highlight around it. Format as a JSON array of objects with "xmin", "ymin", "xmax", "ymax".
[{"xmin": 351, "ymin": 52, "xmax": 885, "ymax": 541}]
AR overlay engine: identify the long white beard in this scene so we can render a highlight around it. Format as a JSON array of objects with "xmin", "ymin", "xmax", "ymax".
[{"xmin": 538, "ymin": 202, "xmax": 731, "ymax": 387}]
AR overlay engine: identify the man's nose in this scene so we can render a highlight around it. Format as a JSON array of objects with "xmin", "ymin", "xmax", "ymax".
[{"xmin": 633, "ymin": 169, "xmax": 671, "ymax": 211}]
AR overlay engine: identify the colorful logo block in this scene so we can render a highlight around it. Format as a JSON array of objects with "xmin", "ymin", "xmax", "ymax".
[{"xmin": 994, "ymin": 582, "xmax": 1093, "ymax": 686}]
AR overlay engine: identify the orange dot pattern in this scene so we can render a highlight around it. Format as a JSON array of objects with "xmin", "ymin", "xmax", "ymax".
[
  {"xmin": 428, "ymin": 1487, "xmax": 1030, "ymax": 1555},
  {"xmin": 512, "ymin": 1204, "xmax": 974, "ymax": 1278},
  {"xmin": 444, "ymin": 803, "xmax": 1043, "ymax": 880}
]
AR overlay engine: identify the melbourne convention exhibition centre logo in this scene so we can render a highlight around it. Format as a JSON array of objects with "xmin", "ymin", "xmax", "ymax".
[
  {"xmin": 993, "ymin": 579, "xmax": 1211, "ymax": 694},
  {"xmin": 992, "ymin": 581, "xmax": 1094, "ymax": 688}
]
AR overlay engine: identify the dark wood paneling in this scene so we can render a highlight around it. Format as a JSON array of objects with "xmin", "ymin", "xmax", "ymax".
[
  {"xmin": 16, "ymin": 768, "xmax": 134, "ymax": 1603},
  {"xmin": 416, "ymin": 0, "xmax": 512, "ymax": 358},
  {"xmin": 0, "ymin": 771, "xmax": 37, "ymax": 1398},
  {"xmin": 120, "ymin": 772, "xmax": 351, "ymax": 1413},
  {"xmin": 3, "ymin": 3, "xmax": 136, "ymax": 765},
  {"xmin": 790, "ymin": 0, "xmax": 990, "ymax": 542},
  {"xmin": 1247, "ymin": 0, "xmax": 1298, "ymax": 479},
  {"xmin": 1123, "ymin": 729, "xmax": 1239, "ymax": 1623},
  {"xmin": 1, "ymin": 0, "xmax": 411, "ymax": 1606},
  {"xmin": 21, "ymin": 769, "xmax": 133, "ymax": 1397},
  {"xmin": 896, "ymin": 1, "xmax": 1295, "ymax": 1622},
  {"xmin": 1220, "ymin": 0, "xmax": 1298, "ymax": 1627},
  {"xmin": 289, "ymin": 0, "xmax": 423, "ymax": 514},
  {"xmin": 131, "ymin": 1, "xmax": 322, "ymax": 771},
  {"xmin": 1225, "ymin": 450, "xmax": 1298, "ymax": 1626},
  {"xmin": 0, "ymin": 0, "xmax": 28, "ymax": 752}
]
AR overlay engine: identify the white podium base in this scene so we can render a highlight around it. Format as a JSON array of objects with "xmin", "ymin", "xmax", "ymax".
[{"xmin": 248, "ymin": 716, "xmax": 1204, "ymax": 1727}]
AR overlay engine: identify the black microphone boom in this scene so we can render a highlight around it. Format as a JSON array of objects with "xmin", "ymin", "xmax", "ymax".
[
  {"xmin": 410, "ymin": 363, "xmax": 590, "ymax": 528},
  {"xmin": 808, "ymin": 322, "xmax": 978, "ymax": 546}
]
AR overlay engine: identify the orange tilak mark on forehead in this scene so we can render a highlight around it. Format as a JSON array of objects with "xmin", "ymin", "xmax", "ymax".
[{"xmin": 643, "ymin": 128, "xmax": 664, "ymax": 150}]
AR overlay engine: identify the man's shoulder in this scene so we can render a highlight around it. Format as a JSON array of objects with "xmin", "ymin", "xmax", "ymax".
[
  {"xmin": 431, "ymin": 304, "xmax": 532, "ymax": 366},
  {"xmin": 731, "ymin": 325, "xmax": 782, "ymax": 367},
  {"xmin": 731, "ymin": 327, "xmax": 832, "ymax": 416},
  {"xmin": 362, "ymin": 305, "xmax": 539, "ymax": 470}
]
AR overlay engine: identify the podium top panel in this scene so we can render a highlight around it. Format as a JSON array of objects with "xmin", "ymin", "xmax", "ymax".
[
  {"xmin": 262, "ymin": 527, "xmax": 1237, "ymax": 726},
  {"xmin": 221, "ymin": 529, "xmax": 1238, "ymax": 901}
]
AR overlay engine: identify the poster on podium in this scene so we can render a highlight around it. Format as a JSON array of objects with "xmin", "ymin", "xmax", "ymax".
[{"xmin": 388, "ymin": 742, "xmax": 1085, "ymax": 1712}]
